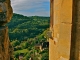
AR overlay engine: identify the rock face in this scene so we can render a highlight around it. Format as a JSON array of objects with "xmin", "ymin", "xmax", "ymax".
[
  {"xmin": 0, "ymin": 0, "xmax": 13, "ymax": 60},
  {"xmin": 0, "ymin": 0, "xmax": 13, "ymax": 25},
  {"xmin": 0, "ymin": 26, "xmax": 13, "ymax": 60}
]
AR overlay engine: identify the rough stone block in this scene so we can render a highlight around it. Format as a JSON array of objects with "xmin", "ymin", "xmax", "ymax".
[
  {"xmin": 0, "ymin": 0, "xmax": 13, "ymax": 25},
  {"xmin": 49, "ymin": 0, "xmax": 72, "ymax": 60},
  {"xmin": 0, "ymin": 26, "xmax": 14, "ymax": 60}
]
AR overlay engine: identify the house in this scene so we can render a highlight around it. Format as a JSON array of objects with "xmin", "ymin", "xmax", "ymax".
[
  {"xmin": 29, "ymin": 57, "xmax": 33, "ymax": 60},
  {"xmin": 35, "ymin": 42, "xmax": 49, "ymax": 51},
  {"xmin": 42, "ymin": 42, "xmax": 49, "ymax": 50},
  {"xmin": 19, "ymin": 53, "xmax": 24, "ymax": 60},
  {"xmin": 35, "ymin": 44, "xmax": 42, "ymax": 51}
]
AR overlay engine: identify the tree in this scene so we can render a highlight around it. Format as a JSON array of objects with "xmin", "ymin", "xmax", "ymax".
[
  {"xmin": 41, "ymin": 53, "xmax": 49, "ymax": 60},
  {"xmin": 11, "ymin": 40, "xmax": 20, "ymax": 47}
]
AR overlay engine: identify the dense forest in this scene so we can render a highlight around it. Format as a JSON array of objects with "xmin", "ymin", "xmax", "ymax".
[{"xmin": 7, "ymin": 13, "xmax": 50, "ymax": 60}]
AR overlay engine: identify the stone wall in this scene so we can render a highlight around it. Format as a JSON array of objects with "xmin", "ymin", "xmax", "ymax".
[
  {"xmin": 70, "ymin": 0, "xmax": 80, "ymax": 60},
  {"xmin": 49, "ymin": 0, "xmax": 72, "ymax": 60},
  {"xmin": 0, "ymin": 0, "xmax": 13, "ymax": 60},
  {"xmin": 0, "ymin": 26, "xmax": 13, "ymax": 60}
]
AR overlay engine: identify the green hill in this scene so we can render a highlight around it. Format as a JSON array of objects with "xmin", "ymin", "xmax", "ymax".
[
  {"xmin": 7, "ymin": 13, "xmax": 50, "ymax": 41},
  {"xmin": 7, "ymin": 13, "xmax": 49, "ymax": 60}
]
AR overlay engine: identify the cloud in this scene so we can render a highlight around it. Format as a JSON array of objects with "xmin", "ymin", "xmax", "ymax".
[{"xmin": 11, "ymin": 0, "xmax": 50, "ymax": 16}]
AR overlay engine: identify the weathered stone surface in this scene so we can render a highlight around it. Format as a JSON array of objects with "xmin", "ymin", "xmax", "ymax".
[
  {"xmin": 0, "ymin": 0, "xmax": 13, "ymax": 25},
  {"xmin": 49, "ymin": 0, "xmax": 72, "ymax": 60},
  {"xmin": 5, "ymin": 0, "xmax": 13, "ymax": 22},
  {"xmin": 70, "ymin": 0, "xmax": 80, "ymax": 60},
  {"xmin": 0, "ymin": 26, "xmax": 14, "ymax": 60},
  {"xmin": 0, "ymin": 0, "xmax": 13, "ymax": 60}
]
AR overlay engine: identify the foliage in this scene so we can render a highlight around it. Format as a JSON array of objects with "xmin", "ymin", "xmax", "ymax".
[
  {"xmin": 14, "ymin": 52, "xmax": 19, "ymax": 58},
  {"xmin": 14, "ymin": 49, "xmax": 28, "ymax": 54},
  {"xmin": 41, "ymin": 49, "xmax": 49, "ymax": 60},
  {"xmin": 20, "ymin": 41, "xmax": 30, "ymax": 49},
  {"xmin": 11, "ymin": 40, "xmax": 20, "ymax": 47},
  {"xmin": 41, "ymin": 53, "xmax": 49, "ymax": 60},
  {"xmin": 7, "ymin": 13, "xmax": 50, "ymax": 41},
  {"xmin": 7, "ymin": 13, "xmax": 50, "ymax": 60}
]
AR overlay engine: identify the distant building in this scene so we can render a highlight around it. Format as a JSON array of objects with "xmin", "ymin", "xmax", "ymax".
[
  {"xmin": 42, "ymin": 42, "xmax": 49, "ymax": 50},
  {"xmin": 19, "ymin": 53, "xmax": 24, "ymax": 60},
  {"xmin": 35, "ymin": 42, "xmax": 49, "ymax": 51},
  {"xmin": 35, "ymin": 44, "xmax": 42, "ymax": 51},
  {"xmin": 29, "ymin": 57, "xmax": 33, "ymax": 60}
]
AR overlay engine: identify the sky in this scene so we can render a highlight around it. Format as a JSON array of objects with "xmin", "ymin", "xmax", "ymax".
[{"xmin": 11, "ymin": 0, "xmax": 50, "ymax": 16}]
